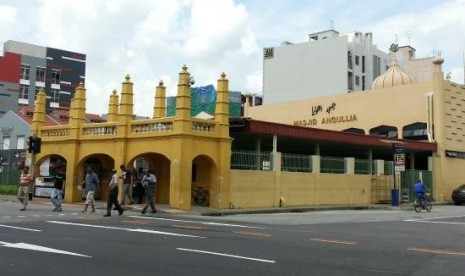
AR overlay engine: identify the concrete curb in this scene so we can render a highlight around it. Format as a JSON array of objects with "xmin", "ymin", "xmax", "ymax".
[{"xmin": 0, "ymin": 194, "xmax": 453, "ymax": 217}]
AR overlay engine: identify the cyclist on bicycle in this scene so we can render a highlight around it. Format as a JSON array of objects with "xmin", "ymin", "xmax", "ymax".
[{"xmin": 414, "ymin": 179, "xmax": 428, "ymax": 206}]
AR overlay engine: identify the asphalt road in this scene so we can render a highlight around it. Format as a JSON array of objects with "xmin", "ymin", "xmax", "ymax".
[{"xmin": 1, "ymin": 200, "xmax": 464, "ymax": 276}]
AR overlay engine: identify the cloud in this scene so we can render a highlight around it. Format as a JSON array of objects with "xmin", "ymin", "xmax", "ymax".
[
  {"xmin": 2, "ymin": 0, "xmax": 464, "ymax": 116},
  {"xmin": 18, "ymin": 0, "xmax": 262, "ymax": 117},
  {"xmin": 357, "ymin": 1, "xmax": 465, "ymax": 81}
]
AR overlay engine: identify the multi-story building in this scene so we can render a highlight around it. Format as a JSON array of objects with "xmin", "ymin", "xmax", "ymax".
[
  {"xmin": 262, "ymin": 29, "xmax": 390, "ymax": 104},
  {"xmin": 395, "ymin": 45, "xmax": 435, "ymax": 82},
  {"xmin": 0, "ymin": 40, "xmax": 86, "ymax": 116}
]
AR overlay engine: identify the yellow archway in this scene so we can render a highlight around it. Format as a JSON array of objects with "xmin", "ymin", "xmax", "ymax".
[{"xmin": 29, "ymin": 66, "xmax": 232, "ymax": 211}]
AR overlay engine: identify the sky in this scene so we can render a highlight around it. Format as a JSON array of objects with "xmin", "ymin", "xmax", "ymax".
[{"xmin": 1, "ymin": 0, "xmax": 465, "ymax": 117}]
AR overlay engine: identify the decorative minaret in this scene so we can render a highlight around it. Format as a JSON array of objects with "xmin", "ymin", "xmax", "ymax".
[
  {"xmin": 119, "ymin": 74, "xmax": 134, "ymax": 124},
  {"xmin": 215, "ymin": 72, "xmax": 230, "ymax": 137},
  {"xmin": 153, "ymin": 80, "xmax": 166, "ymax": 118},
  {"xmin": 107, "ymin": 89, "xmax": 119, "ymax": 122},
  {"xmin": 174, "ymin": 65, "xmax": 192, "ymax": 132},
  {"xmin": 69, "ymin": 82, "xmax": 87, "ymax": 139},
  {"xmin": 432, "ymin": 57, "xmax": 445, "ymax": 145},
  {"xmin": 30, "ymin": 88, "xmax": 46, "ymax": 136}
]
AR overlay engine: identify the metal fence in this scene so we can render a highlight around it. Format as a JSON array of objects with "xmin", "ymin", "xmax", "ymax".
[
  {"xmin": 281, "ymin": 153, "xmax": 312, "ymax": 172},
  {"xmin": 0, "ymin": 168, "xmax": 21, "ymax": 185},
  {"xmin": 354, "ymin": 159, "xmax": 373, "ymax": 174},
  {"xmin": 320, "ymin": 156, "xmax": 345, "ymax": 174},
  {"xmin": 231, "ymin": 151, "xmax": 398, "ymax": 176},
  {"xmin": 230, "ymin": 150, "xmax": 273, "ymax": 171},
  {"xmin": 384, "ymin": 161, "xmax": 393, "ymax": 175}
]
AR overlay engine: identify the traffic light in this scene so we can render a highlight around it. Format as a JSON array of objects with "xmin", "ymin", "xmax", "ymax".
[{"xmin": 27, "ymin": 136, "xmax": 41, "ymax": 154}]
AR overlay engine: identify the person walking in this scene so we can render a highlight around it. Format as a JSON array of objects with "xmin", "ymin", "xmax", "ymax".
[
  {"xmin": 119, "ymin": 164, "xmax": 134, "ymax": 205},
  {"xmin": 79, "ymin": 167, "xmax": 100, "ymax": 213},
  {"xmin": 104, "ymin": 169, "xmax": 124, "ymax": 217},
  {"xmin": 17, "ymin": 166, "xmax": 34, "ymax": 211},
  {"xmin": 134, "ymin": 167, "xmax": 145, "ymax": 204},
  {"xmin": 140, "ymin": 169, "xmax": 157, "ymax": 214},
  {"xmin": 50, "ymin": 168, "xmax": 65, "ymax": 212}
]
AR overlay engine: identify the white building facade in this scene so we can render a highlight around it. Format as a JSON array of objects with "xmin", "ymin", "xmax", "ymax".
[{"xmin": 263, "ymin": 30, "xmax": 390, "ymax": 104}]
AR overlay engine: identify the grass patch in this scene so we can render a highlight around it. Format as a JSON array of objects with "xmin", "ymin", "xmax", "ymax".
[{"xmin": 0, "ymin": 184, "xmax": 18, "ymax": 195}]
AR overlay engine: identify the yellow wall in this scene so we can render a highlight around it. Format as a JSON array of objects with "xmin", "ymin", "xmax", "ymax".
[
  {"xmin": 249, "ymin": 81, "xmax": 433, "ymax": 135},
  {"xmin": 229, "ymin": 170, "xmax": 275, "ymax": 208},
  {"xmin": 230, "ymin": 170, "xmax": 391, "ymax": 208}
]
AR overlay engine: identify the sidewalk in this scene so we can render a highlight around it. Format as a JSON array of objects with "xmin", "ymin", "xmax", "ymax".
[{"xmin": 1, "ymin": 193, "xmax": 443, "ymax": 216}]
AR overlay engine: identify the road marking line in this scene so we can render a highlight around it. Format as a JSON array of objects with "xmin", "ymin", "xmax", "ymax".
[
  {"xmin": 310, "ymin": 238, "xmax": 357, "ymax": 245},
  {"xmin": 47, "ymin": 221, "xmax": 205, "ymax": 238},
  {"xmin": 129, "ymin": 216, "xmax": 261, "ymax": 229},
  {"xmin": 177, "ymin": 248, "xmax": 276, "ymax": 264},
  {"xmin": 173, "ymin": 224, "xmax": 205, "ymax": 230},
  {"xmin": 408, "ymin": 247, "xmax": 465, "ymax": 256},
  {"xmin": 123, "ymin": 220, "xmax": 149, "ymax": 225},
  {"xmin": 234, "ymin": 230, "xmax": 273, "ymax": 237},
  {"xmin": 0, "ymin": 240, "xmax": 90, "ymax": 257},
  {"xmin": 78, "ymin": 217, "xmax": 99, "ymax": 220},
  {"xmin": 0, "ymin": 224, "xmax": 42, "ymax": 232},
  {"xmin": 405, "ymin": 215, "xmax": 465, "ymax": 222},
  {"xmin": 406, "ymin": 221, "xmax": 465, "ymax": 226}
]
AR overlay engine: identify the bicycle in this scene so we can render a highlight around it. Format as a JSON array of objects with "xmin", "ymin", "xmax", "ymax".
[
  {"xmin": 191, "ymin": 186, "xmax": 210, "ymax": 207},
  {"xmin": 413, "ymin": 192, "xmax": 432, "ymax": 213}
]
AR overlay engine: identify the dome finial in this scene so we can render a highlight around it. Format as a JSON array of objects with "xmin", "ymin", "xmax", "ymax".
[{"xmin": 371, "ymin": 48, "xmax": 415, "ymax": 90}]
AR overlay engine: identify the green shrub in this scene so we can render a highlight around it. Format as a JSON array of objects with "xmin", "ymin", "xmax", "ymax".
[{"xmin": 0, "ymin": 184, "xmax": 18, "ymax": 195}]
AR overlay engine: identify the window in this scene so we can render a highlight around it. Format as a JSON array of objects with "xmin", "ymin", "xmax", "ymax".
[
  {"xmin": 355, "ymin": 76, "xmax": 360, "ymax": 86},
  {"xmin": 343, "ymin": 128, "xmax": 365, "ymax": 134},
  {"xmin": 355, "ymin": 55, "xmax": 360, "ymax": 66},
  {"xmin": 348, "ymin": 51, "xmax": 353, "ymax": 69},
  {"xmin": 19, "ymin": 84, "xmax": 29, "ymax": 99},
  {"xmin": 408, "ymin": 50, "xmax": 415, "ymax": 60},
  {"xmin": 362, "ymin": 56, "xmax": 365, "ymax": 73},
  {"xmin": 51, "ymin": 89, "xmax": 60, "ymax": 103},
  {"xmin": 347, "ymin": 72, "xmax": 354, "ymax": 91},
  {"xmin": 369, "ymin": 125, "xmax": 398, "ymax": 138},
  {"xmin": 20, "ymin": 65, "xmax": 30, "ymax": 80},
  {"xmin": 403, "ymin": 123, "xmax": 428, "ymax": 140},
  {"xmin": 17, "ymin": 136, "xmax": 25, "ymax": 149},
  {"xmin": 264, "ymin": 48, "xmax": 274, "ymax": 59},
  {"xmin": 51, "ymin": 68, "xmax": 61, "ymax": 84},
  {"xmin": 373, "ymin": 55, "xmax": 381, "ymax": 79},
  {"xmin": 2, "ymin": 137, "xmax": 10, "ymax": 150},
  {"xmin": 36, "ymin": 67, "xmax": 46, "ymax": 82},
  {"xmin": 362, "ymin": 76, "xmax": 365, "ymax": 90}
]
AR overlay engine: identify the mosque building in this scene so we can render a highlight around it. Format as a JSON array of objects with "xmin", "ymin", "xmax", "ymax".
[{"xmin": 247, "ymin": 48, "xmax": 465, "ymax": 203}]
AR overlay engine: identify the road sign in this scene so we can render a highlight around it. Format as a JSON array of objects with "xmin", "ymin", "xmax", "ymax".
[{"xmin": 393, "ymin": 148, "xmax": 405, "ymax": 172}]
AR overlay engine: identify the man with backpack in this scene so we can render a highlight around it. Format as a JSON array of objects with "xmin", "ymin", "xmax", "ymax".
[{"xmin": 140, "ymin": 169, "xmax": 157, "ymax": 214}]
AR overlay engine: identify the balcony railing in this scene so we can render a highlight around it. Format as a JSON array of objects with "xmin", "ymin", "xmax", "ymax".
[
  {"xmin": 82, "ymin": 123, "xmax": 117, "ymax": 136},
  {"xmin": 131, "ymin": 119, "xmax": 174, "ymax": 134},
  {"xmin": 192, "ymin": 119, "xmax": 215, "ymax": 133},
  {"xmin": 41, "ymin": 126, "xmax": 70, "ymax": 138}
]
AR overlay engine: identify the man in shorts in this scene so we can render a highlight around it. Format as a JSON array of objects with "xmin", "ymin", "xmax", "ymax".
[{"xmin": 79, "ymin": 167, "xmax": 100, "ymax": 213}]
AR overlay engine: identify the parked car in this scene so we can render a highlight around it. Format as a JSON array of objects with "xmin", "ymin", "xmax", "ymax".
[{"xmin": 452, "ymin": 184, "xmax": 465, "ymax": 205}]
